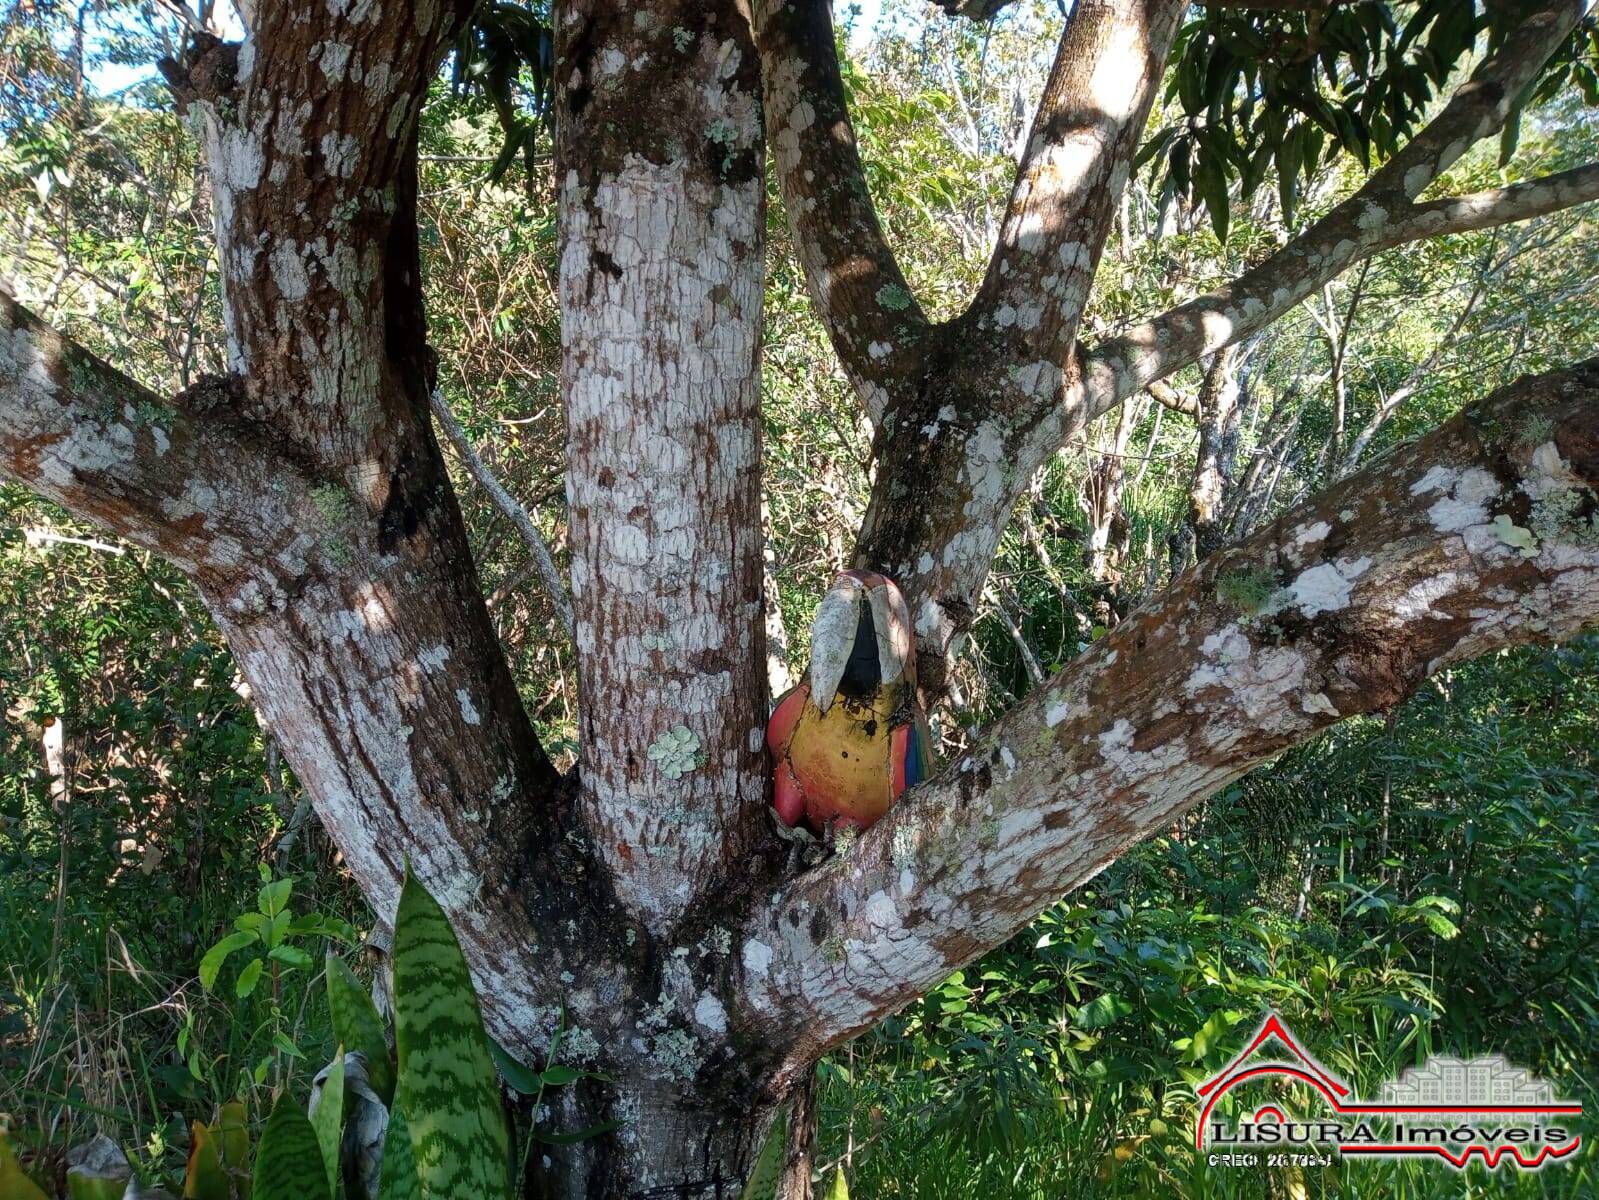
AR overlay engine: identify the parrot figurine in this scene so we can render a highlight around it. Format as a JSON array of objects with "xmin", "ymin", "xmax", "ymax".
[{"xmin": 767, "ymin": 569, "xmax": 935, "ymax": 833}]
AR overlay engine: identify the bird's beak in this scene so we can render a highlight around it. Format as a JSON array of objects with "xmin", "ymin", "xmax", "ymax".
[
  {"xmin": 867, "ymin": 577, "xmax": 912, "ymax": 690},
  {"xmin": 809, "ymin": 572, "xmax": 914, "ymax": 713},
  {"xmin": 808, "ymin": 574, "xmax": 863, "ymax": 715}
]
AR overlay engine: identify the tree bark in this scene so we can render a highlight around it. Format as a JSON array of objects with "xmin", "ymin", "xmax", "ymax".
[
  {"xmin": 555, "ymin": 0, "xmax": 770, "ymax": 927},
  {"xmin": 1183, "ymin": 344, "xmax": 1244, "ymax": 564},
  {"xmin": 6, "ymin": 1, "xmax": 1599, "ymax": 1196}
]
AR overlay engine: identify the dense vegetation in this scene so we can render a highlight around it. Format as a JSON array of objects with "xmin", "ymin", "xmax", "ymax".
[{"xmin": 2, "ymin": 1, "xmax": 1596, "ymax": 1195}]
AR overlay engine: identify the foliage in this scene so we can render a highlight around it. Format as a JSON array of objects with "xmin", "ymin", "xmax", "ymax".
[{"xmin": 1155, "ymin": 3, "xmax": 1599, "ymax": 236}]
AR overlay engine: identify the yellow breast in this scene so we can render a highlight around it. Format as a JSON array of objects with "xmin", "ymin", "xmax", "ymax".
[{"xmin": 787, "ymin": 690, "xmax": 898, "ymax": 825}]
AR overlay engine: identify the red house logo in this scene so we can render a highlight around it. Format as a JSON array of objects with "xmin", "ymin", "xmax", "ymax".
[{"xmin": 1196, "ymin": 1013, "xmax": 1585, "ymax": 1171}]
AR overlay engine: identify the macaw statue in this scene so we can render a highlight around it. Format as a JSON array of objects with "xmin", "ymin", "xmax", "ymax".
[{"xmin": 768, "ymin": 569, "xmax": 935, "ymax": 833}]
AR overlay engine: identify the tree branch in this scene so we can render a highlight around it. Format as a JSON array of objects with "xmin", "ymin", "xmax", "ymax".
[
  {"xmin": 1079, "ymin": 1, "xmax": 1588, "ymax": 415},
  {"xmin": 1, "ymin": 292, "xmax": 251, "ymax": 575},
  {"xmin": 163, "ymin": 4, "xmax": 472, "ymax": 465},
  {"xmin": 742, "ymin": 356, "xmax": 1599, "ymax": 1072},
  {"xmin": 937, "ymin": 0, "xmax": 1369, "ymax": 20},
  {"xmin": 968, "ymin": 0, "xmax": 1187, "ymax": 369},
  {"xmin": 429, "ymin": 389, "xmax": 576, "ymax": 642},
  {"xmin": 752, "ymin": 0, "xmax": 929, "ymax": 417},
  {"xmin": 1145, "ymin": 378, "xmax": 1198, "ymax": 417}
]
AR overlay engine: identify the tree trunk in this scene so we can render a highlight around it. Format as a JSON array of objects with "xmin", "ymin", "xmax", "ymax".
[{"xmin": 1182, "ymin": 343, "xmax": 1244, "ymax": 563}]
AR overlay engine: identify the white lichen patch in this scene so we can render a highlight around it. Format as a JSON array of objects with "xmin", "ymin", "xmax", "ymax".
[
  {"xmin": 1292, "ymin": 520, "xmax": 1331, "ymax": 547},
  {"xmin": 1185, "ymin": 627, "xmax": 1311, "ymax": 728},
  {"xmin": 1289, "ymin": 557, "xmax": 1373, "ymax": 617},
  {"xmin": 1301, "ymin": 692, "xmax": 1339, "ymax": 717},
  {"xmin": 742, "ymin": 938, "xmax": 772, "ymax": 976},
  {"xmin": 456, "ymin": 688, "xmax": 481, "ymax": 725},
  {"xmin": 692, "ymin": 990, "xmax": 728, "ymax": 1035},
  {"xmin": 1424, "ymin": 467, "xmax": 1499, "ymax": 533}
]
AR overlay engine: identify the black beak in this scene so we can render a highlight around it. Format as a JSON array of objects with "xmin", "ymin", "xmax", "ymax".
[{"xmin": 838, "ymin": 598, "xmax": 881, "ymax": 701}]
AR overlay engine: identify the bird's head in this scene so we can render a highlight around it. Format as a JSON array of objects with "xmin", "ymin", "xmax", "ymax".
[{"xmin": 808, "ymin": 569, "xmax": 914, "ymax": 715}]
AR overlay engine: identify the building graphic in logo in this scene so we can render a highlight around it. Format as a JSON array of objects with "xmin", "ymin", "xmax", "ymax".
[{"xmin": 1196, "ymin": 1013, "xmax": 1584, "ymax": 1171}]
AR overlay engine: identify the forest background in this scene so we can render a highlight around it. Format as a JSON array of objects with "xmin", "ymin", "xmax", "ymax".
[{"xmin": 1, "ymin": 0, "xmax": 1597, "ymax": 1195}]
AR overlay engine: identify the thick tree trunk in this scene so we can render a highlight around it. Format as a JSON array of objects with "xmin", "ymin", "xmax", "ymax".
[{"xmin": 555, "ymin": 0, "xmax": 770, "ymax": 926}]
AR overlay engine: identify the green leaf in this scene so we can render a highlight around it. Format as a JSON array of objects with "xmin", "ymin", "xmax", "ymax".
[
  {"xmin": 200, "ymin": 932, "xmax": 258, "ymax": 992},
  {"xmin": 530, "ymin": 1121, "xmax": 622, "ymax": 1146},
  {"xmin": 1076, "ymin": 993, "xmax": 1133, "ymax": 1030},
  {"xmin": 264, "ymin": 911, "xmax": 292, "ymax": 950},
  {"xmin": 258, "ymin": 879, "xmax": 293, "ymax": 918},
  {"xmin": 311, "ymin": 1049, "xmax": 346, "ymax": 1200},
  {"xmin": 218, "ymin": 1101, "xmax": 252, "ymax": 1177},
  {"xmin": 539, "ymin": 1065, "xmax": 582, "ymax": 1087},
  {"xmin": 183, "ymin": 1122, "xmax": 228, "ymax": 1200},
  {"xmin": 739, "ymin": 1111, "xmax": 786, "ymax": 1200},
  {"xmin": 328, "ymin": 956, "xmax": 395, "ymax": 1105},
  {"xmin": 0, "ymin": 1131, "xmax": 48, "ymax": 1200},
  {"xmin": 824, "ymin": 1167, "xmax": 849, "ymax": 1200},
  {"xmin": 267, "ymin": 944, "xmax": 314, "ymax": 970},
  {"xmin": 235, "ymin": 957, "xmax": 265, "ymax": 999},
  {"xmin": 376, "ymin": 1106, "xmax": 418, "ymax": 1200},
  {"xmin": 487, "ymin": 1039, "xmax": 542, "ymax": 1096},
  {"xmin": 391, "ymin": 869, "xmax": 510, "ymax": 1200},
  {"xmin": 251, "ymin": 1097, "xmax": 331, "ymax": 1200}
]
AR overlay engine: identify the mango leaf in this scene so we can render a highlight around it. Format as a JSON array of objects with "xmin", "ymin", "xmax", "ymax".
[
  {"xmin": 252, "ymin": 1096, "xmax": 331, "ymax": 1200},
  {"xmin": 391, "ymin": 869, "xmax": 510, "ymax": 1200},
  {"xmin": 376, "ymin": 1106, "xmax": 418, "ymax": 1200},
  {"xmin": 0, "ymin": 1131, "xmax": 48, "ymax": 1200},
  {"xmin": 200, "ymin": 933, "xmax": 258, "ymax": 991},
  {"xmin": 738, "ymin": 1111, "xmax": 786, "ymax": 1200},
  {"xmin": 824, "ymin": 1167, "xmax": 849, "ymax": 1200},
  {"xmin": 183, "ymin": 1123, "xmax": 228, "ymax": 1200},
  {"xmin": 310, "ymin": 1048, "xmax": 346, "ymax": 1200},
  {"xmin": 65, "ymin": 1135, "xmax": 130, "ymax": 1200},
  {"xmin": 327, "ymin": 956, "xmax": 394, "ymax": 1104},
  {"xmin": 1076, "ymin": 992, "xmax": 1133, "ymax": 1030}
]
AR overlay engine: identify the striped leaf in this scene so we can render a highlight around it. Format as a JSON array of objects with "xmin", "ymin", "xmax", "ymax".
[
  {"xmin": 739, "ymin": 1111, "xmax": 786, "ymax": 1200},
  {"xmin": 310, "ymin": 1049, "xmax": 346, "ymax": 1199},
  {"xmin": 326, "ymin": 956, "xmax": 394, "ymax": 1104},
  {"xmin": 391, "ymin": 869, "xmax": 510, "ymax": 1200},
  {"xmin": 376, "ymin": 1105, "xmax": 418, "ymax": 1200},
  {"xmin": 252, "ymin": 1096, "xmax": 331, "ymax": 1200},
  {"xmin": 0, "ymin": 1132, "xmax": 48, "ymax": 1200}
]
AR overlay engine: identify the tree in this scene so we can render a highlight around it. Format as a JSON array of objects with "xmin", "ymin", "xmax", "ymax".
[{"xmin": 4, "ymin": 0, "xmax": 1599, "ymax": 1193}]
